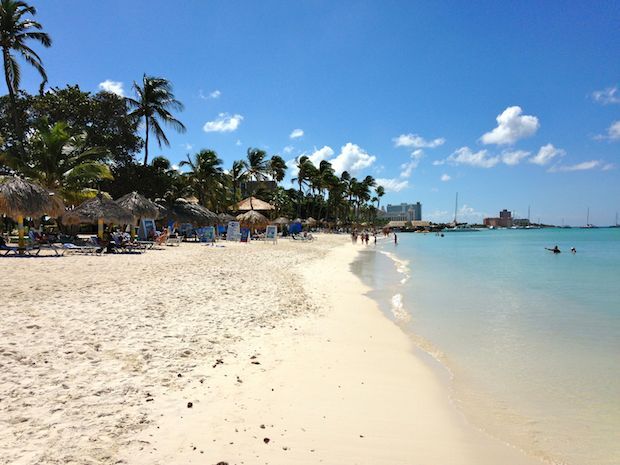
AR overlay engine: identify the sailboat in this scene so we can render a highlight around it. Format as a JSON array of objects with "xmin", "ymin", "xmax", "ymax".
[
  {"xmin": 610, "ymin": 212, "xmax": 620, "ymax": 228},
  {"xmin": 582, "ymin": 207, "xmax": 598, "ymax": 228},
  {"xmin": 444, "ymin": 192, "xmax": 479, "ymax": 232}
]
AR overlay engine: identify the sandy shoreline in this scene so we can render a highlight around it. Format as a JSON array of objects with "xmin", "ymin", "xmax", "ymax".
[{"xmin": 1, "ymin": 235, "xmax": 542, "ymax": 464}]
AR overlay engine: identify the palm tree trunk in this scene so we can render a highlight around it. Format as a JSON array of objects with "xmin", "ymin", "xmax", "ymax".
[
  {"xmin": 143, "ymin": 115, "xmax": 150, "ymax": 166},
  {"xmin": 3, "ymin": 49, "xmax": 24, "ymax": 160}
]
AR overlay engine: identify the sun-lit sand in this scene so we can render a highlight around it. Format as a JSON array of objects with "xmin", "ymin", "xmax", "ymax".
[{"xmin": 1, "ymin": 235, "xmax": 542, "ymax": 465}]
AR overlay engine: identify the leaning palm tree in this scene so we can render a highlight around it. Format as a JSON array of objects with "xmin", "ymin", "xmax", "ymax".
[
  {"xmin": 0, "ymin": 0, "xmax": 51, "ymax": 157},
  {"xmin": 0, "ymin": 121, "xmax": 111, "ymax": 203},
  {"xmin": 126, "ymin": 74, "xmax": 186, "ymax": 166}
]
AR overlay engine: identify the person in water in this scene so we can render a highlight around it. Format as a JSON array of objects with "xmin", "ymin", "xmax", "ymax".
[
  {"xmin": 545, "ymin": 245, "xmax": 561, "ymax": 254},
  {"xmin": 394, "ymin": 232, "xmax": 398, "ymax": 244},
  {"xmin": 571, "ymin": 247, "xmax": 576, "ymax": 254}
]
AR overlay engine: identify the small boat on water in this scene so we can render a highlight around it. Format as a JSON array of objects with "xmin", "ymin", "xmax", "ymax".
[{"xmin": 444, "ymin": 192, "xmax": 480, "ymax": 232}]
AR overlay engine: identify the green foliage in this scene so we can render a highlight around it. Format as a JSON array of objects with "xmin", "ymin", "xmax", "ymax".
[{"xmin": 126, "ymin": 75, "xmax": 186, "ymax": 165}]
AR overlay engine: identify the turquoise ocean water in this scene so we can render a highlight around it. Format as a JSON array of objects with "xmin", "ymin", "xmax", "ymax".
[{"xmin": 351, "ymin": 228, "xmax": 620, "ymax": 465}]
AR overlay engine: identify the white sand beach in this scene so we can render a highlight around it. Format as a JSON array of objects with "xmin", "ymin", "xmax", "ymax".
[{"xmin": 1, "ymin": 235, "xmax": 543, "ymax": 465}]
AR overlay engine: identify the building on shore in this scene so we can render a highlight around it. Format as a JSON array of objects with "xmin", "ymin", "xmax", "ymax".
[
  {"xmin": 483, "ymin": 209, "xmax": 513, "ymax": 228},
  {"xmin": 379, "ymin": 202, "xmax": 422, "ymax": 222}
]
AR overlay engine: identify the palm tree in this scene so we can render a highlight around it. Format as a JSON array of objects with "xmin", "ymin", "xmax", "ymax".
[
  {"xmin": 375, "ymin": 185, "xmax": 385, "ymax": 209},
  {"xmin": 0, "ymin": 121, "xmax": 111, "ymax": 202},
  {"xmin": 268, "ymin": 155, "xmax": 287, "ymax": 183},
  {"xmin": 243, "ymin": 147, "xmax": 269, "ymax": 181},
  {"xmin": 180, "ymin": 149, "xmax": 225, "ymax": 210},
  {"xmin": 292, "ymin": 155, "xmax": 315, "ymax": 217},
  {"xmin": 126, "ymin": 74, "xmax": 186, "ymax": 166},
  {"xmin": 0, "ymin": 0, "xmax": 51, "ymax": 157},
  {"xmin": 230, "ymin": 159, "xmax": 246, "ymax": 202}
]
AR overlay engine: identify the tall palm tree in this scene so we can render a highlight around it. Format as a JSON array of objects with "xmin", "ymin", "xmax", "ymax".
[
  {"xmin": 375, "ymin": 185, "xmax": 385, "ymax": 209},
  {"xmin": 243, "ymin": 147, "xmax": 269, "ymax": 181},
  {"xmin": 230, "ymin": 159, "xmax": 246, "ymax": 202},
  {"xmin": 126, "ymin": 74, "xmax": 186, "ymax": 166},
  {"xmin": 0, "ymin": 0, "xmax": 51, "ymax": 157},
  {"xmin": 180, "ymin": 149, "xmax": 225, "ymax": 210},
  {"xmin": 268, "ymin": 154, "xmax": 287, "ymax": 183}
]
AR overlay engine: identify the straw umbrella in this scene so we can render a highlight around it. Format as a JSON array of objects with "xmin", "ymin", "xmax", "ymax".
[
  {"xmin": 170, "ymin": 198, "xmax": 217, "ymax": 225},
  {"xmin": 272, "ymin": 217, "xmax": 290, "ymax": 226},
  {"xmin": 0, "ymin": 177, "xmax": 65, "ymax": 248},
  {"xmin": 237, "ymin": 210, "xmax": 269, "ymax": 234},
  {"xmin": 116, "ymin": 191, "xmax": 161, "ymax": 239},
  {"xmin": 63, "ymin": 193, "xmax": 134, "ymax": 238},
  {"xmin": 232, "ymin": 196, "xmax": 275, "ymax": 212},
  {"xmin": 306, "ymin": 217, "xmax": 317, "ymax": 226},
  {"xmin": 218, "ymin": 212, "xmax": 236, "ymax": 223}
]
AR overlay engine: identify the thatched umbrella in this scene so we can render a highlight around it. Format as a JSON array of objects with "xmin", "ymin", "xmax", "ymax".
[
  {"xmin": 116, "ymin": 192, "xmax": 161, "ymax": 239},
  {"xmin": 0, "ymin": 177, "xmax": 65, "ymax": 248},
  {"xmin": 237, "ymin": 210, "xmax": 269, "ymax": 233},
  {"xmin": 272, "ymin": 217, "xmax": 290, "ymax": 225},
  {"xmin": 63, "ymin": 193, "xmax": 134, "ymax": 238},
  {"xmin": 218, "ymin": 212, "xmax": 236, "ymax": 223},
  {"xmin": 232, "ymin": 196, "xmax": 275, "ymax": 212},
  {"xmin": 170, "ymin": 198, "xmax": 217, "ymax": 226},
  {"xmin": 306, "ymin": 217, "xmax": 317, "ymax": 226}
]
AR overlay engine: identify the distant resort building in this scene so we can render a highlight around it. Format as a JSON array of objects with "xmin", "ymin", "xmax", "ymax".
[
  {"xmin": 379, "ymin": 202, "xmax": 422, "ymax": 222},
  {"xmin": 483, "ymin": 209, "xmax": 514, "ymax": 228}
]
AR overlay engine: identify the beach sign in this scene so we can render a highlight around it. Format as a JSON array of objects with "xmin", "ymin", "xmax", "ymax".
[
  {"xmin": 227, "ymin": 221, "xmax": 241, "ymax": 241},
  {"xmin": 266, "ymin": 225, "xmax": 278, "ymax": 243},
  {"xmin": 202, "ymin": 226, "xmax": 216, "ymax": 243},
  {"xmin": 139, "ymin": 218, "xmax": 156, "ymax": 240}
]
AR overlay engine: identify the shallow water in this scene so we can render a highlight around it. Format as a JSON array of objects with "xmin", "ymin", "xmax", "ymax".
[{"xmin": 351, "ymin": 228, "xmax": 620, "ymax": 465}]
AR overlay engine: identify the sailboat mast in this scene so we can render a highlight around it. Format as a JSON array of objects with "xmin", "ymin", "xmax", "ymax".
[
  {"xmin": 587, "ymin": 207, "xmax": 590, "ymax": 226},
  {"xmin": 528, "ymin": 205, "xmax": 531, "ymax": 223},
  {"xmin": 454, "ymin": 192, "xmax": 458, "ymax": 224}
]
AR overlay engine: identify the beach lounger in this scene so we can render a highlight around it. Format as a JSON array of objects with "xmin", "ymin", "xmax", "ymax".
[
  {"xmin": 62, "ymin": 243, "xmax": 101, "ymax": 255},
  {"xmin": 166, "ymin": 235, "xmax": 182, "ymax": 246}
]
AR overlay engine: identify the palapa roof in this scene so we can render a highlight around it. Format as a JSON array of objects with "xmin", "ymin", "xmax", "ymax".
[
  {"xmin": 237, "ymin": 210, "xmax": 269, "ymax": 225},
  {"xmin": 170, "ymin": 198, "xmax": 218, "ymax": 225},
  {"xmin": 63, "ymin": 193, "xmax": 134, "ymax": 225},
  {"xmin": 115, "ymin": 191, "xmax": 160, "ymax": 219},
  {"xmin": 306, "ymin": 217, "xmax": 317, "ymax": 225},
  {"xmin": 231, "ymin": 196, "xmax": 275, "ymax": 211},
  {"xmin": 217, "ymin": 212, "xmax": 236, "ymax": 223},
  {"xmin": 272, "ymin": 217, "xmax": 290, "ymax": 225},
  {"xmin": 386, "ymin": 220, "xmax": 409, "ymax": 228},
  {"xmin": 0, "ymin": 176, "xmax": 65, "ymax": 219}
]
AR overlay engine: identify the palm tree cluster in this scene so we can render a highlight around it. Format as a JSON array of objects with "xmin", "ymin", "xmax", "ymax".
[{"xmin": 0, "ymin": 0, "xmax": 386, "ymax": 225}]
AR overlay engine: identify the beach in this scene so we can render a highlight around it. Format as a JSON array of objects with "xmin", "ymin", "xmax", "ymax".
[{"xmin": 1, "ymin": 235, "xmax": 542, "ymax": 465}]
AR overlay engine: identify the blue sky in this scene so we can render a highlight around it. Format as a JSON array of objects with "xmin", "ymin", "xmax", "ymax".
[{"xmin": 11, "ymin": 1, "xmax": 620, "ymax": 225}]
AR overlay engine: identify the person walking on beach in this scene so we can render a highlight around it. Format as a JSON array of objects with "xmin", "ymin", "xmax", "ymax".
[{"xmin": 394, "ymin": 232, "xmax": 398, "ymax": 245}]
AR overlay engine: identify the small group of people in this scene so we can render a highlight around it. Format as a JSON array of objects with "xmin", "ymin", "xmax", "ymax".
[
  {"xmin": 546, "ymin": 245, "xmax": 577, "ymax": 254},
  {"xmin": 351, "ymin": 230, "xmax": 377, "ymax": 245}
]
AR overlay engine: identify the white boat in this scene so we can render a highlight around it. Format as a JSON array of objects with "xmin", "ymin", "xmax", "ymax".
[{"xmin": 443, "ymin": 193, "xmax": 479, "ymax": 232}]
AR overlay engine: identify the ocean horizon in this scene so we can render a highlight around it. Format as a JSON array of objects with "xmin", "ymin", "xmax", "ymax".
[{"xmin": 352, "ymin": 228, "xmax": 620, "ymax": 465}]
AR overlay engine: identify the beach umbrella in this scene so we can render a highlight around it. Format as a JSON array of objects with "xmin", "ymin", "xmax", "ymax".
[
  {"xmin": 116, "ymin": 191, "xmax": 161, "ymax": 238},
  {"xmin": 0, "ymin": 177, "xmax": 65, "ymax": 248},
  {"xmin": 115, "ymin": 191, "xmax": 160, "ymax": 220},
  {"xmin": 272, "ymin": 217, "xmax": 290, "ymax": 225},
  {"xmin": 293, "ymin": 217, "xmax": 303, "ymax": 223},
  {"xmin": 231, "ymin": 196, "xmax": 275, "ymax": 212},
  {"xmin": 237, "ymin": 210, "xmax": 269, "ymax": 233},
  {"xmin": 306, "ymin": 217, "xmax": 317, "ymax": 226},
  {"xmin": 63, "ymin": 193, "xmax": 134, "ymax": 238},
  {"xmin": 169, "ymin": 198, "xmax": 218, "ymax": 225},
  {"xmin": 217, "ymin": 212, "xmax": 236, "ymax": 223}
]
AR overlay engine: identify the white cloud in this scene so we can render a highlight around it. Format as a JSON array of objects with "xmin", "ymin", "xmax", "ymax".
[
  {"xmin": 602, "ymin": 163, "xmax": 615, "ymax": 171},
  {"xmin": 529, "ymin": 143, "xmax": 565, "ymax": 165},
  {"xmin": 501, "ymin": 150, "xmax": 530, "ymax": 166},
  {"xmin": 592, "ymin": 86, "xmax": 620, "ymax": 105},
  {"xmin": 446, "ymin": 146, "xmax": 500, "ymax": 168},
  {"xmin": 548, "ymin": 160, "xmax": 602, "ymax": 172},
  {"xmin": 432, "ymin": 159, "xmax": 445, "ymax": 166},
  {"xmin": 376, "ymin": 178, "xmax": 409, "ymax": 192},
  {"xmin": 440, "ymin": 174, "xmax": 451, "ymax": 182},
  {"xmin": 283, "ymin": 145, "xmax": 294, "ymax": 154},
  {"xmin": 393, "ymin": 133, "xmax": 445, "ymax": 148},
  {"xmin": 330, "ymin": 142, "xmax": 376, "ymax": 174},
  {"xmin": 457, "ymin": 204, "xmax": 486, "ymax": 222},
  {"xmin": 199, "ymin": 89, "xmax": 221, "ymax": 100},
  {"xmin": 290, "ymin": 128, "xmax": 304, "ymax": 139},
  {"xmin": 236, "ymin": 139, "xmax": 242, "ymax": 146},
  {"xmin": 203, "ymin": 113, "xmax": 244, "ymax": 133},
  {"xmin": 98, "ymin": 80, "xmax": 124, "ymax": 97},
  {"xmin": 599, "ymin": 120, "xmax": 620, "ymax": 141},
  {"xmin": 399, "ymin": 149, "xmax": 425, "ymax": 178},
  {"xmin": 481, "ymin": 106, "xmax": 539, "ymax": 145},
  {"xmin": 182, "ymin": 143, "xmax": 193, "ymax": 151},
  {"xmin": 308, "ymin": 146, "xmax": 335, "ymax": 166}
]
